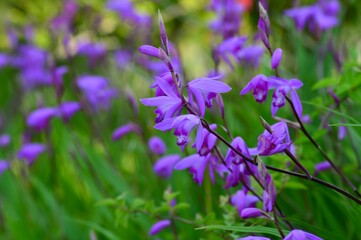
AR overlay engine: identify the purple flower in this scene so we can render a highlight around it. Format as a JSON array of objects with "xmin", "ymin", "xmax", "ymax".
[
  {"xmin": 215, "ymin": 36, "xmax": 247, "ymax": 68},
  {"xmin": 238, "ymin": 236, "xmax": 270, "ymax": 240},
  {"xmin": 51, "ymin": 0, "xmax": 78, "ymax": 31},
  {"xmin": 231, "ymin": 189, "xmax": 259, "ymax": 217},
  {"xmin": 77, "ymin": 42, "xmax": 106, "ymax": 66},
  {"xmin": 285, "ymin": 0, "xmax": 340, "ymax": 33},
  {"xmin": 225, "ymin": 137, "xmax": 251, "ymax": 166},
  {"xmin": 338, "ymin": 126, "xmax": 347, "ymax": 140},
  {"xmin": 0, "ymin": 134, "xmax": 11, "ymax": 147},
  {"xmin": 284, "ymin": 229, "xmax": 322, "ymax": 240},
  {"xmin": 114, "ymin": 50, "xmax": 132, "ymax": 69},
  {"xmin": 187, "ymin": 75, "xmax": 231, "ymax": 117},
  {"xmin": 0, "ymin": 160, "xmax": 10, "ymax": 175},
  {"xmin": 153, "ymin": 154, "xmax": 180, "ymax": 178},
  {"xmin": 27, "ymin": 107, "xmax": 57, "ymax": 131},
  {"xmin": 155, "ymin": 115, "xmax": 203, "ymax": 152},
  {"xmin": 107, "ymin": 0, "xmax": 151, "ymax": 26},
  {"xmin": 255, "ymin": 122, "xmax": 292, "ymax": 156},
  {"xmin": 149, "ymin": 219, "xmax": 171, "ymax": 236},
  {"xmin": 240, "ymin": 74, "xmax": 269, "ymax": 103},
  {"xmin": 314, "ymin": 161, "xmax": 332, "ymax": 175},
  {"xmin": 193, "ymin": 124, "xmax": 217, "ymax": 156},
  {"xmin": 57, "ymin": 101, "xmax": 81, "ymax": 121},
  {"xmin": 17, "ymin": 143, "xmax": 46, "ymax": 165},
  {"xmin": 267, "ymin": 77, "xmax": 303, "ymax": 117},
  {"xmin": 237, "ymin": 45, "xmax": 264, "ymax": 68},
  {"xmin": 77, "ymin": 75, "xmax": 118, "ymax": 111},
  {"xmin": 241, "ymin": 208, "xmax": 269, "ymax": 219},
  {"xmin": 271, "ymin": 48, "xmax": 282, "ymax": 69},
  {"xmin": 112, "ymin": 123, "xmax": 141, "ymax": 141},
  {"xmin": 148, "ymin": 136, "xmax": 166, "ymax": 155}
]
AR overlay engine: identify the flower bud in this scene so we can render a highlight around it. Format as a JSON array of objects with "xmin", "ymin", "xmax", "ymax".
[
  {"xmin": 158, "ymin": 10, "xmax": 169, "ymax": 55},
  {"xmin": 271, "ymin": 48, "xmax": 282, "ymax": 69}
]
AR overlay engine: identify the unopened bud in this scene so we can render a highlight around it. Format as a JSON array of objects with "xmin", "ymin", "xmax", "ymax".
[
  {"xmin": 258, "ymin": 2, "xmax": 270, "ymax": 35},
  {"xmin": 260, "ymin": 116, "xmax": 273, "ymax": 134},
  {"xmin": 158, "ymin": 10, "xmax": 169, "ymax": 56}
]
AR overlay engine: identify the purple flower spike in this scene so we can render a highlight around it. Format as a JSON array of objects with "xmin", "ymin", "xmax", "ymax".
[
  {"xmin": 314, "ymin": 161, "xmax": 332, "ymax": 175},
  {"xmin": 284, "ymin": 229, "xmax": 322, "ymax": 240},
  {"xmin": 0, "ymin": 160, "xmax": 10, "ymax": 175},
  {"xmin": 238, "ymin": 236, "xmax": 271, "ymax": 240},
  {"xmin": 17, "ymin": 143, "xmax": 46, "ymax": 165},
  {"xmin": 271, "ymin": 48, "xmax": 282, "ymax": 69},
  {"xmin": 241, "ymin": 74, "xmax": 269, "ymax": 103},
  {"xmin": 0, "ymin": 134, "xmax": 11, "ymax": 147},
  {"xmin": 57, "ymin": 101, "xmax": 81, "ymax": 121},
  {"xmin": 241, "ymin": 208, "xmax": 268, "ymax": 219},
  {"xmin": 148, "ymin": 136, "xmax": 166, "ymax": 155},
  {"xmin": 112, "ymin": 123, "xmax": 141, "ymax": 141},
  {"xmin": 27, "ymin": 107, "xmax": 57, "ymax": 131},
  {"xmin": 153, "ymin": 154, "xmax": 180, "ymax": 178},
  {"xmin": 187, "ymin": 75, "xmax": 231, "ymax": 117},
  {"xmin": 149, "ymin": 219, "xmax": 171, "ymax": 236}
]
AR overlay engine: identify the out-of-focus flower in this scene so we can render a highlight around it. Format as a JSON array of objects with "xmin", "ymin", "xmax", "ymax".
[
  {"xmin": 51, "ymin": 0, "xmax": 78, "ymax": 31},
  {"xmin": 27, "ymin": 107, "xmax": 58, "ymax": 131},
  {"xmin": 284, "ymin": 229, "xmax": 322, "ymax": 240},
  {"xmin": 153, "ymin": 154, "xmax": 180, "ymax": 178},
  {"xmin": 285, "ymin": 0, "xmax": 340, "ymax": 33},
  {"xmin": 112, "ymin": 123, "xmax": 141, "ymax": 141},
  {"xmin": 77, "ymin": 75, "xmax": 118, "ymax": 111},
  {"xmin": 0, "ymin": 160, "xmax": 10, "ymax": 175},
  {"xmin": 114, "ymin": 50, "xmax": 132, "ymax": 69},
  {"xmin": 149, "ymin": 219, "xmax": 171, "ymax": 236},
  {"xmin": 338, "ymin": 126, "xmax": 347, "ymax": 140},
  {"xmin": 107, "ymin": 0, "xmax": 151, "ymax": 26},
  {"xmin": 77, "ymin": 42, "xmax": 106, "ymax": 66},
  {"xmin": 0, "ymin": 134, "xmax": 11, "ymax": 147},
  {"xmin": 17, "ymin": 143, "xmax": 46, "ymax": 165},
  {"xmin": 56, "ymin": 101, "xmax": 81, "ymax": 121},
  {"xmin": 148, "ymin": 136, "xmax": 166, "ymax": 155},
  {"xmin": 238, "ymin": 236, "xmax": 270, "ymax": 240},
  {"xmin": 314, "ymin": 161, "xmax": 332, "ymax": 175}
]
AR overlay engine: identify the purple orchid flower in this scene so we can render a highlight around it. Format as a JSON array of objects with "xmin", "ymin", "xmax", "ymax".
[
  {"xmin": 149, "ymin": 219, "xmax": 171, "ymax": 236},
  {"xmin": 231, "ymin": 189, "xmax": 259, "ymax": 217},
  {"xmin": 240, "ymin": 74, "xmax": 269, "ymax": 103},
  {"xmin": 192, "ymin": 124, "xmax": 217, "ymax": 156},
  {"xmin": 241, "ymin": 207, "xmax": 269, "ymax": 219},
  {"xmin": 155, "ymin": 114, "xmax": 203, "ymax": 151},
  {"xmin": 107, "ymin": 0, "xmax": 151, "ymax": 27},
  {"xmin": 27, "ymin": 107, "xmax": 58, "ymax": 131},
  {"xmin": 267, "ymin": 77, "xmax": 303, "ymax": 117},
  {"xmin": 112, "ymin": 123, "xmax": 142, "ymax": 141},
  {"xmin": 77, "ymin": 42, "xmax": 107, "ymax": 66},
  {"xmin": 254, "ymin": 122, "xmax": 292, "ymax": 156},
  {"xmin": 148, "ymin": 136, "xmax": 166, "ymax": 155},
  {"xmin": 153, "ymin": 154, "xmax": 180, "ymax": 178},
  {"xmin": 271, "ymin": 48, "xmax": 283, "ymax": 69},
  {"xmin": 314, "ymin": 161, "xmax": 332, "ymax": 175},
  {"xmin": 17, "ymin": 143, "xmax": 46, "ymax": 165},
  {"xmin": 225, "ymin": 137, "xmax": 251, "ymax": 166},
  {"xmin": 187, "ymin": 75, "xmax": 231, "ymax": 117},
  {"xmin": 284, "ymin": 229, "xmax": 323, "ymax": 240}
]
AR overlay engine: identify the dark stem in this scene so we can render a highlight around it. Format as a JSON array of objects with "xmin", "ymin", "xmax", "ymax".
[{"xmin": 273, "ymin": 206, "xmax": 286, "ymax": 238}]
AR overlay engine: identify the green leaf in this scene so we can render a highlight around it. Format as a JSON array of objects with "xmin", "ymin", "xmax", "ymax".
[
  {"xmin": 196, "ymin": 225, "xmax": 289, "ymax": 238},
  {"xmin": 312, "ymin": 77, "xmax": 338, "ymax": 90},
  {"xmin": 329, "ymin": 123, "xmax": 361, "ymax": 127},
  {"xmin": 71, "ymin": 219, "xmax": 119, "ymax": 240}
]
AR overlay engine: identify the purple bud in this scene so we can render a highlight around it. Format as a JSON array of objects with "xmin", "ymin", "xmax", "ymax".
[
  {"xmin": 138, "ymin": 45, "xmax": 161, "ymax": 58},
  {"xmin": 149, "ymin": 219, "xmax": 171, "ymax": 236},
  {"xmin": 112, "ymin": 123, "xmax": 142, "ymax": 141},
  {"xmin": 257, "ymin": 18, "xmax": 270, "ymax": 49},
  {"xmin": 158, "ymin": 10, "xmax": 169, "ymax": 55},
  {"xmin": 338, "ymin": 126, "xmax": 347, "ymax": 141},
  {"xmin": 57, "ymin": 101, "xmax": 81, "ymax": 121},
  {"xmin": 27, "ymin": 108, "xmax": 57, "ymax": 131},
  {"xmin": 314, "ymin": 161, "xmax": 332, "ymax": 175},
  {"xmin": 241, "ymin": 208, "xmax": 267, "ymax": 219},
  {"xmin": 148, "ymin": 136, "xmax": 166, "ymax": 155},
  {"xmin": 258, "ymin": 2, "xmax": 270, "ymax": 35},
  {"xmin": 17, "ymin": 143, "xmax": 46, "ymax": 165},
  {"xmin": 0, "ymin": 134, "xmax": 11, "ymax": 147},
  {"xmin": 271, "ymin": 48, "xmax": 282, "ymax": 69}
]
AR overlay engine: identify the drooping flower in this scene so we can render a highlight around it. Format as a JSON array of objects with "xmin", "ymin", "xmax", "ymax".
[
  {"xmin": 187, "ymin": 75, "xmax": 231, "ymax": 117},
  {"xmin": 155, "ymin": 115, "xmax": 203, "ymax": 151},
  {"xmin": 153, "ymin": 154, "xmax": 180, "ymax": 178},
  {"xmin": 112, "ymin": 123, "xmax": 141, "ymax": 141},
  {"xmin": 283, "ymin": 229, "xmax": 323, "ymax": 240},
  {"xmin": 27, "ymin": 107, "xmax": 58, "ymax": 131},
  {"xmin": 149, "ymin": 219, "xmax": 171, "ymax": 236},
  {"xmin": 267, "ymin": 77, "xmax": 303, "ymax": 117},
  {"xmin": 148, "ymin": 136, "xmax": 166, "ymax": 155},
  {"xmin": 17, "ymin": 143, "xmax": 46, "ymax": 165},
  {"xmin": 240, "ymin": 74, "xmax": 269, "ymax": 103},
  {"xmin": 254, "ymin": 122, "xmax": 292, "ymax": 156}
]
